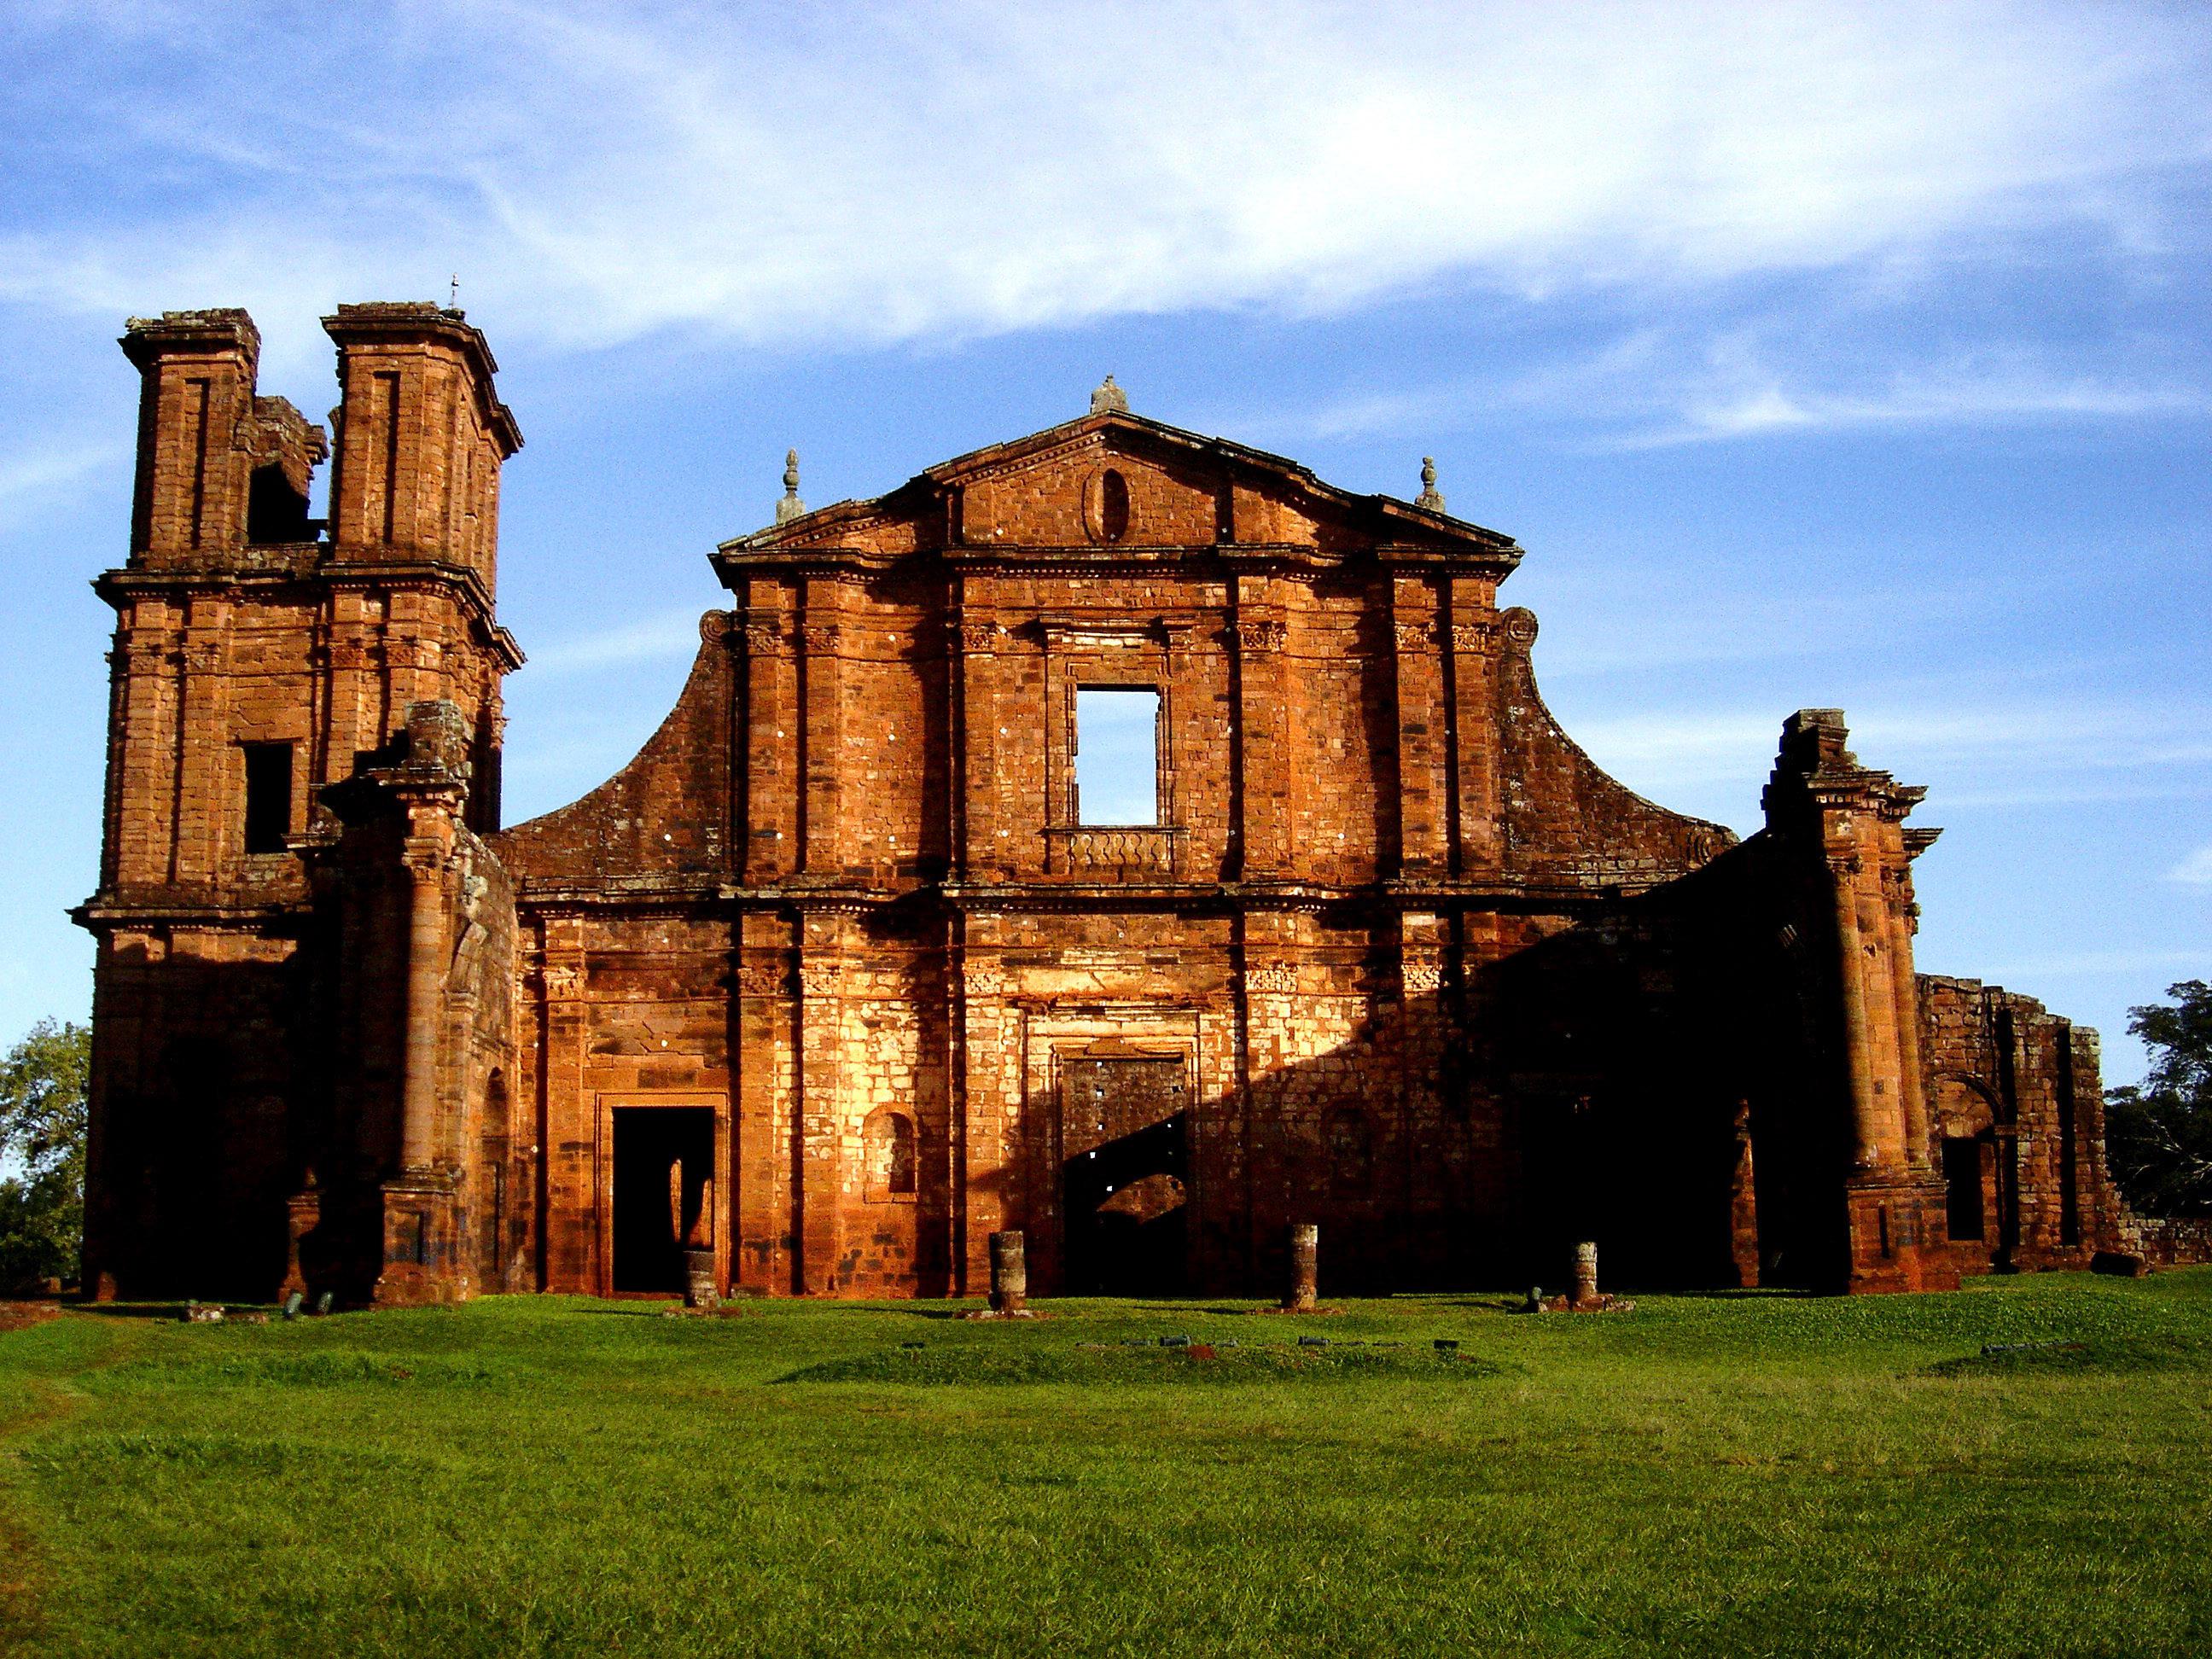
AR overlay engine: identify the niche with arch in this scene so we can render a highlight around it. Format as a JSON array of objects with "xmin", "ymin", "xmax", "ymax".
[{"xmin": 864, "ymin": 1107, "xmax": 917, "ymax": 1202}]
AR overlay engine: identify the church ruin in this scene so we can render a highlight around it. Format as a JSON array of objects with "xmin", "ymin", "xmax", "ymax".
[{"xmin": 76, "ymin": 302, "xmax": 2178, "ymax": 1306}]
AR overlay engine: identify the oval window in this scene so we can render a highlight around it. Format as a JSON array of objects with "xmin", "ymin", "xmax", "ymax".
[{"xmin": 1099, "ymin": 469, "xmax": 1130, "ymax": 544}]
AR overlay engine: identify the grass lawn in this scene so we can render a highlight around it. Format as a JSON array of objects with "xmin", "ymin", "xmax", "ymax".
[{"xmin": 3, "ymin": 1272, "xmax": 2210, "ymax": 1657}]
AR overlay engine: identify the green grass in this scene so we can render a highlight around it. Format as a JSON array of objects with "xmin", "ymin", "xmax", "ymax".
[{"xmin": 4, "ymin": 1272, "xmax": 2212, "ymax": 1657}]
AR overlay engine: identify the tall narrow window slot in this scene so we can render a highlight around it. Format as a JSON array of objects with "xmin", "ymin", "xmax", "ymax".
[
  {"xmin": 242, "ymin": 742, "xmax": 294, "ymax": 854},
  {"xmin": 1074, "ymin": 688, "xmax": 1160, "ymax": 825}
]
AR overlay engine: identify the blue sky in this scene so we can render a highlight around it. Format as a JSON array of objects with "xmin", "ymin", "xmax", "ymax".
[{"xmin": 1, "ymin": 0, "xmax": 2207, "ymax": 1080}]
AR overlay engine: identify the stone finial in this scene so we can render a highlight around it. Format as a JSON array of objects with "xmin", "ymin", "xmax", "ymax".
[
  {"xmin": 775, "ymin": 448, "xmax": 806, "ymax": 524},
  {"xmin": 1090, "ymin": 374, "xmax": 1129, "ymax": 415},
  {"xmin": 1416, "ymin": 456, "xmax": 1446, "ymax": 513}
]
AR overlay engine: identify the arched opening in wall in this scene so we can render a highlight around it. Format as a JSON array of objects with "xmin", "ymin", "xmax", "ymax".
[
  {"xmin": 864, "ymin": 1108, "xmax": 917, "ymax": 1202},
  {"xmin": 1324, "ymin": 1107, "xmax": 1374, "ymax": 1198},
  {"xmin": 1933, "ymin": 1074, "xmax": 2000, "ymax": 1254},
  {"xmin": 611, "ymin": 1105, "xmax": 713, "ymax": 1293},
  {"xmin": 1060, "ymin": 1044, "xmax": 1187, "ymax": 1296}
]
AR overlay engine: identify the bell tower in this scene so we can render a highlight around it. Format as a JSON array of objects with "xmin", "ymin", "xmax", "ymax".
[
  {"xmin": 321, "ymin": 302, "xmax": 524, "ymax": 831},
  {"xmin": 79, "ymin": 303, "xmax": 523, "ymax": 1300}
]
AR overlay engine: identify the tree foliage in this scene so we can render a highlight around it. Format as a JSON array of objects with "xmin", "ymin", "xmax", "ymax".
[
  {"xmin": 0, "ymin": 1018, "xmax": 90, "ymax": 1291},
  {"xmin": 2105, "ymin": 980, "xmax": 2212, "ymax": 1218}
]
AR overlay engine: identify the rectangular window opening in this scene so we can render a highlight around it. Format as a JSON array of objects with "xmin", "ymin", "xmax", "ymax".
[
  {"xmin": 242, "ymin": 741, "xmax": 294, "ymax": 854},
  {"xmin": 1074, "ymin": 687, "xmax": 1160, "ymax": 826}
]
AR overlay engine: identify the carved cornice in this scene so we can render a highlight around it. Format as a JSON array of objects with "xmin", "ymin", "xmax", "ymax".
[{"xmin": 951, "ymin": 429, "xmax": 1103, "ymax": 488}]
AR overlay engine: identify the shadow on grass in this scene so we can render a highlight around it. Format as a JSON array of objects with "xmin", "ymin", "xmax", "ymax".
[
  {"xmin": 1924, "ymin": 1335, "xmax": 2212, "ymax": 1377},
  {"xmin": 778, "ymin": 1341, "xmax": 1508, "ymax": 1387}
]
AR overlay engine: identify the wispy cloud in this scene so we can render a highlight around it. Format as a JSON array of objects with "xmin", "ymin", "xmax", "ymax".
[
  {"xmin": 2, "ymin": 1, "xmax": 2205, "ymax": 372},
  {"xmin": 2170, "ymin": 847, "xmax": 2212, "ymax": 888},
  {"xmin": 524, "ymin": 608, "xmax": 708, "ymax": 675},
  {"xmin": 1569, "ymin": 696, "xmax": 2212, "ymax": 810},
  {"xmin": 1611, "ymin": 359, "xmax": 2212, "ymax": 449},
  {"xmin": 1977, "ymin": 948, "xmax": 2208, "ymax": 981},
  {"xmin": 1278, "ymin": 331, "xmax": 2210, "ymax": 451},
  {"xmin": 0, "ymin": 440, "xmax": 118, "ymax": 533}
]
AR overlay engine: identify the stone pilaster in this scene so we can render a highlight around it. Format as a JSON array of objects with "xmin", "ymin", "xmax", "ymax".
[
  {"xmin": 1389, "ymin": 579, "xmax": 1447, "ymax": 876},
  {"xmin": 796, "ymin": 910, "xmax": 852, "ymax": 1291}
]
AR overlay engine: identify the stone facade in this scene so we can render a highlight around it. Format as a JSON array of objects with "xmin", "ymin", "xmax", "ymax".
[{"xmin": 76, "ymin": 305, "xmax": 2185, "ymax": 1305}]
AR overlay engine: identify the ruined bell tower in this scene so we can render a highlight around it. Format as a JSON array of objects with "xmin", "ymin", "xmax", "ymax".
[{"xmin": 78, "ymin": 304, "xmax": 522, "ymax": 1301}]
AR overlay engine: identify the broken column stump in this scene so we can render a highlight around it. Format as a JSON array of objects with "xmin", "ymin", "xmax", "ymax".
[
  {"xmin": 1284, "ymin": 1223, "xmax": 1319, "ymax": 1312},
  {"xmin": 1573, "ymin": 1240, "xmax": 1598, "ymax": 1307},
  {"xmin": 988, "ymin": 1230, "xmax": 1027, "ymax": 1314},
  {"xmin": 684, "ymin": 1249, "xmax": 718, "ymax": 1309}
]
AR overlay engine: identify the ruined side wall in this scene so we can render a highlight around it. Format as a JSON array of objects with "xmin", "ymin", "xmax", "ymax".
[{"xmin": 1918, "ymin": 975, "xmax": 2128, "ymax": 1270}]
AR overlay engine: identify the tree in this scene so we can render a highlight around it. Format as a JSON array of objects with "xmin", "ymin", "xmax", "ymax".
[
  {"xmin": 0, "ymin": 1019, "xmax": 90, "ymax": 1291},
  {"xmin": 2105, "ymin": 980, "xmax": 2212, "ymax": 1217}
]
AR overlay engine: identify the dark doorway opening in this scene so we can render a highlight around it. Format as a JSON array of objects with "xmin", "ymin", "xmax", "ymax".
[
  {"xmin": 1061, "ymin": 1047, "xmax": 1188, "ymax": 1295},
  {"xmin": 1943, "ymin": 1137, "xmax": 1985, "ymax": 1243},
  {"xmin": 612, "ymin": 1107, "xmax": 714, "ymax": 1293}
]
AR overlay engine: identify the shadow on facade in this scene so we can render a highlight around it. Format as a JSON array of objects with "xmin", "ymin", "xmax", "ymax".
[
  {"xmin": 86, "ymin": 946, "xmax": 317, "ymax": 1302},
  {"xmin": 1070, "ymin": 843, "xmax": 1859, "ymax": 1302}
]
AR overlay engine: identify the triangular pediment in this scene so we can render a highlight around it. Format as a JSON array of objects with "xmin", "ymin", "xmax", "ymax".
[{"xmin": 716, "ymin": 410, "xmax": 1519, "ymax": 571}]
